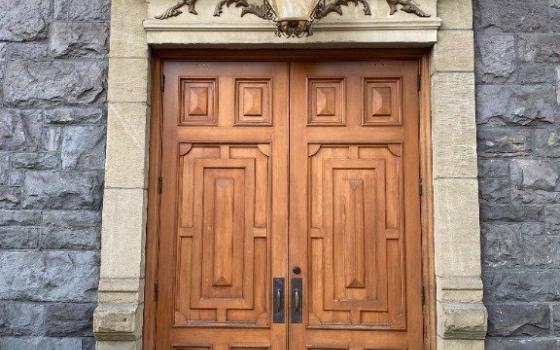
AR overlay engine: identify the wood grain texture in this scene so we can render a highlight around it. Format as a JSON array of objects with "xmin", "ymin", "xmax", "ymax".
[
  {"xmin": 146, "ymin": 53, "xmax": 428, "ymax": 350},
  {"xmin": 289, "ymin": 61, "xmax": 423, "ymax": 350}
]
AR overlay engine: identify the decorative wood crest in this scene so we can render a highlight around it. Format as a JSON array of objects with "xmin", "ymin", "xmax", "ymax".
[{"xmin": 155, "ymin": 0, "xmax": 431, "ymax": 37}]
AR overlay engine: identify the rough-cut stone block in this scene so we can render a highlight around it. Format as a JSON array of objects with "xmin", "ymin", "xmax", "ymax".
[
  {"xmin": 22, "ymin": 171, "xmax": 103, "ymax": 210},
  {"xmin": 478, "ymin": 177, "xmax": 510, "ymax": 203},
  {"xmin": 434, "ymin": 178, "xmax": 482, "ymax": 277},
  {"xmin": 100, "ymin": 189, "xmax": 147, "ymax": 279},
  {"xmin": 54, "ymin": 0, "xmax": 111, "ymax": 20},
  {"xmin": 519, "ymin": 34, "xmax": 560, "ymax": 63},
  {"xmin": 487, "ymin": 304, "xmax": 550, "ymax": 336},
  {"xmin": 486, "ymin": 338, "xmax": 560, "ymax": 350},
  {"xmin": 41, "ymin": 210, "xmax": 101, "ymax": 250},
  {"xmin": 4, "ymin": 61, "xmax": 106, "ymax": 107},
  {"xmin": 0, "ymin": 153, "xmax": 9, "ymax": 185},
  {"xmin": 0, "ymin": 227, "xmax": 40, "ymax": 249},
  {"xmin": 11, "ymin": 153, "xmax": 60, "ymax": 170},
  {"xmin": 475, "ymin": 34, "xmax": 515, "ymax": 83},
  {"xmin": 479, "ymin": 203, "xmax": 542, "ymax": 222},
  {"xmin": 0, "ymin": 336, "xmax": 84, "ymax": 350},
  {"xmin": 49, "ymin": 22, "xmax": 109, "ymax": 58},
  {"xmin": 534, "ymin": 129, "xmax": 560, "ymax": 158},
  {"xmin": 0, "ymin": 251, "xmax": 99, "ymax": 302},
  {"xmin": 477, "ymin": 84, "xmax": 557, "ymax": 126},
  {"xmin": 0, "ymin": 186, "xmax": 21, "ymax": 208},
  {"xmin": 45, "ymin": 107, "xmax": 105, "ymax": 125},
  {"xmin": 104, "ymin": 103, "xmax": 148, "ymax": 189},
  {"xmin": 511, "ymin": 159, "xmax": 559, "ymax": 191},
  {"xmin": 431, "ymin": 73, "xmax": 478, "ymax": 178},
  {"xmin": 0, "ymin": 109, "xmax": 43, "ymax": 152},
  {"xmin": 523, "ymin": 236, "xmax": 560, "ymax": 267},
  {"xmin": 477, "ymin": 127, "xmax": 532, "ymax": 157},
  {"xmin": 475, "ymin": 0, "xmax": 549, "ymax": 33},
  {"xmin": 45, "ymin": 303, "xmax": 96, "ymax": 337},
  {"xmin": 0, "ymin": 0, "xmax": 49, "ymax": 41},
  {"xmin": 481, "ymin": 223, "xmax": 523, "ymax": 268},
  {"xmin": 517, "ymin": 63, "xmax": 557, "ymax": 84},
  {"xmin": 107, "ymin": 58, "xmax": 149, "ymax": 103},
  {"xmin": 0, "ymin": 210, "xmax": 41, "ymax": 226},
  {"xmin": 41, "ymin": 126, "xmax": 62, "ymax": 152},
  {"xmin": 0, "ymin": 302, "xmax": 44, "ymax": 336},
  {"xmin": 61, "ymin": 125, "xmax": 107, "ymax": 170},
  {"xmin": 484, "ymin": 270, "xmax": 560, "ymax": 302},
  {"xmin": 544, "ymin": 205, "xmax": 560, "ymax": 225}
]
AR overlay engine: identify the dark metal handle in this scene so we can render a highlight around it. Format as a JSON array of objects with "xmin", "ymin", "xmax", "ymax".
[
  {"xmin": 275, "ymin": 288, "xmax": 282, "ymax": 313},
  {"xmin": 291, "ymin": 278, "xmax": 302, "ymax": 323},
  {"xmin": 294, "ymin": 288, "xmax": 301, "ymax": 312},
  {"xmin": 273, "ymin": 278, "xmax": 284, "ymax": 323}
]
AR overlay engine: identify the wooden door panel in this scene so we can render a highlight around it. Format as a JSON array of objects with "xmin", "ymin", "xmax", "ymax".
[
  {"xmin": 158, "ymin": 61, "xmax": 289, "ymax": 350},
  {"xmin": 289, "ymin": 61, "xmax": 422, "ymax": 350},
  {"xmin": 308, "ymin": 145, "xmax": 405, "ymax": 329},
  {"xmin": 176, "ymin": 144, "xmax": 270, "ymax": 326}
]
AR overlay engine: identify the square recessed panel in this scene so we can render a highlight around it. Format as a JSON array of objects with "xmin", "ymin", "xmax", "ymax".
[
  {"xmin": 308, "ymin": 78, "xmax": 346, "ymax": 126},
  {"xmin": 363, "ymin": 78, "xmax": 402, "ymax": 126},
  {"xmin": 180, "ymin": 78, "xmax": 217, "ymax": 125},
  {"xmin": 235, "ymin": 79, "xmax": 272, "ymax": 126}
]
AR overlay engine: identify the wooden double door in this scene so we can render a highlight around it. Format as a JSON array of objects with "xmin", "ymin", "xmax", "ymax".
[{"xmin": 154, "ymin": 58, "xmax": 423, "ymax": 350}]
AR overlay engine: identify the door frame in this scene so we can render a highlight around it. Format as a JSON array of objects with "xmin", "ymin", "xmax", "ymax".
[{"xmin": 143, "ymin": 49, "xmax": 436, "ymax": 350}]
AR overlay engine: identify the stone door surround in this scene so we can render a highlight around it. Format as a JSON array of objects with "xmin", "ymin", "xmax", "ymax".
[{"xmin": 93, "ymin": 1, "xmax": 487, "ymax": 349}]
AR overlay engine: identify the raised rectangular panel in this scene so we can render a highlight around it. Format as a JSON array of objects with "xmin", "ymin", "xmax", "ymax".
[
  {"xmin": 180, "ymin": 78, "xmax": 217, "ymax": 125},
  {"xmin": 308, "ymin": 78, "xmax": 346, "ymax": 126},
  {"xmin": 307, "ymin": 145, "xmax": 406, "ymax": 329},
  {"xmin": 363, "ymin": 79, "xmax": 402, "ymax": 126},
  {"xmin": 235, "ymin": 79, "xmax": 272, "ymax": 126},
  {"xmin": 175, "ymin": 144, "xmax": 271, "ymax": 326}
]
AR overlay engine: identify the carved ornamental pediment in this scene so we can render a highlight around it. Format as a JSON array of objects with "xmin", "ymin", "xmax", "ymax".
[{"xmin": 154, "ymin": 0, "xmax": 431, "ymax": 37}]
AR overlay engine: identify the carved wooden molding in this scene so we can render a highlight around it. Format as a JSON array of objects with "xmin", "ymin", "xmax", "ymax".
[{"xmin": 155, "ymin": 0, "xmax": 431, "ymax": 37}]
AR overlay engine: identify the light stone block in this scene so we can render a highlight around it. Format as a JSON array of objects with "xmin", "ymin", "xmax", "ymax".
[
  {"xmin": 431, "ymin": 72, "xmax": 478, "ymax": 178},
  {"xmin": 432, "ymin": 30, "xmax": 474, "ymax": 72},
  {"xmin": 437, "ymin": 276, "xmax": 484, "ymax": 304},
  {"xmin": 433, "ymin": 178, "xmax": 482, "ymax": 277},
  {"xmin": 438, "ymin": 0, "xmax": 473, "ymax": 29},
  {"xmin": 98, "ymin": 277, "xmax": 145, "ymax": 304},
  {"xmin": 437, "ymin": 302, "xmax": 487, "ymax": 340},
  {"xmin": 108, "ymin": 58, "xmax": 149, "ymax": 103},
  {"xmin": 97, "ymin": 340, "xmax": 143, "ymax": 350},
  {"xmin": 105, "ymin": 103, "xmax": 149, "ymax": 189},
  {"xmin": 94, "ymin": 303, "xmax": 144, "ymax": 341},
  {"xmin": 110, "ymin": 0, "xmax": 148, "ymax": 58},
  {"xmin": 437, "ymin": 338, "xmax": 485, "ymax": 350},
  {"xmin": 100, "ymin": 188, "xmax": 148, "ymax": 279}
]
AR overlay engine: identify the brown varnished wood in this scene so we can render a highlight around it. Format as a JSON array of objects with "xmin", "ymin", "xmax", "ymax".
[
  {"xmin": 155, "ymin": 61, "xmax": 290, "ymax": 350},
  {"xmin": 289, "ymin": 61, "xmax": 423, "ymax": 350},
  {"xmin": 145, "ymin": 51, "xmax": 430, "ymax": 350}
]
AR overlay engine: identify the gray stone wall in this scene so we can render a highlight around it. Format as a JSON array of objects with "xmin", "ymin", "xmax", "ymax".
[
  {"xmin": 475, "ymin": 0, "xmax": 560, "ymax": 348},
  {"xmin": 0, "ymin": 1, "xmax": 109, "ymax": 349}
]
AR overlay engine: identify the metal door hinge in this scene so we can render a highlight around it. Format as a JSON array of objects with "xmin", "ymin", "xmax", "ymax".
[
  {"xmin": 158, "ymin": 176, "xmax": 163, "ymax": 194},
  {"xmin": 419, "ymin": 178, "xmax": 423, "ymax": 197}
]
